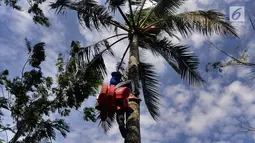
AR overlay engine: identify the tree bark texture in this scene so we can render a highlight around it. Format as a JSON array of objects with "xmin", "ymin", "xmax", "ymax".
[{"xmin": 125, "ymin": 35, "xmax": 141, "ymax": 143}]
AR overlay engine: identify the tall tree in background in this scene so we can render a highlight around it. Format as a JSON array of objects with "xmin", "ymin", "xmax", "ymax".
[
  {"xmin": 0, "ymin": 40, "xmax": 70, "ymax": 143},
  {"xmin": 206, "ymin": 15, "xmax": 255, "ymax": 82},
  {"xmin": 0, "ymin": 39, "xmax": 102, "ymax": 142},
  {"xmin": 49, "ymin": 0, "xmax": 238, "ymax": 142}
]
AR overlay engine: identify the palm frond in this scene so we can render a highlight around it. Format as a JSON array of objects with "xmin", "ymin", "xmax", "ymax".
[
  {"xmin": 63, "ymin": 40, "xmax": 115, "ymax": 107},
  {"xmin": 50, "ymin": 0, "xmax": 71, "ymax": 14},
  {"xmin": 67, "ymin": 53, "xmax": 107, "ymax": 107},
  {"xmin": 139, "ymin": 7, "xmax": 238, "ymax": 38},
  {"xmin": 138, "ymin": 0, "xmax": 186, "ymax": 26},
  {"xmin": 50, "ymin": 0, "xmax": 128, "ymax": 31},
  {"xmin": 74, "ymin": 0, "xmax": 113, "ymax": 30},
  {"xmin": 136, "ymin": 0, "xmax": 147, "ymax": 26},
  {"xmin": 73, "ymin": 36, "xmax": 122, "ymax": 64},
  {"xmin": 139, "ymin": 62, "xmax": 160, "ymax": 120},
  {"xmin": 139, "ymin": 37, "xmax": 204, "ymax": 86},
  {"xmin": 131, "ymin": 7, "xmax": 151, "ymax": 26},
  {"xmin": 98, "ymin": 113, "xmax": 116, "ymax": 133},
  {"xmin": 127, "ymin": 0, "xmax": 135, "ymax": 27},
  {"xmin": 106, "ymin": 0, "xmax": 126, "ymax": 11},
  {"xmin": 79, "ymin": 48, "xmax": 108, "ymax": 83},
  {"xmin": 152, "ymin": 0, "xmax": 186, "ymax": 16},
  {"xmin": 164, "ymin": 10, "xmax": 238, "ymax": 38}
]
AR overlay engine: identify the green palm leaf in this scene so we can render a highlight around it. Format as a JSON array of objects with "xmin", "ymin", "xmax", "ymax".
[
  {"xmin": 50, "ymin": 0, "xmax": 120, "ymax": 30},
  {"xmin": 59, "ymin": 40, "xmax": 114, "ymax": 108},
  {"xmin": 140, "ymin": 8, "xmax": 238, "ymax": 38},
  {"xmin": 154, "ymin": 10, "xmax": 237, "ymax": 38},
  {"xmin": 98, "ymin": 112, "xmax": 116, "ymax": 133},
  {"xmin": 50, "ymin": 0, "xmax": 71, "ymax": 14},
  {"xmin": 140, "ymin": 37, "xmax": 204, "ymax": 86},
  {"xmin": 75, "ymin": 0, "xmax": 114, "ymax": 29},
  {"xmin": 170, "ymin": 10, "xmax": 238, "ymax": 37},
  {"xmin": 139, "ymin": 62, "xmax": 160, "ymax": 120},
  {"xmin": 152, "ymin": 0, "xmax": 186, "ymax": 15},
  {"xmin": 70, "ymin": 51, "xmax": 108, "ymax": 107}
]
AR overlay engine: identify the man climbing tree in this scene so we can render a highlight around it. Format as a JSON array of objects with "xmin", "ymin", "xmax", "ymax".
[{"xmin": 48, "ymin": 0, "xmax": 239, "ymax": 142}]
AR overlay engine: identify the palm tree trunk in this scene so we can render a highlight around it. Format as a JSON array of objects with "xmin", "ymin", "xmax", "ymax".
[{"xmin": 125, "ymin": 35, "xmax": 141, "ymax": 143}]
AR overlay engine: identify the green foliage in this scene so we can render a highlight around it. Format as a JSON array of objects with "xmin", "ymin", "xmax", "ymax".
[
  {"xmin": 50, "ymin": 0, "xmax": 121, "ymax": 30},
  {"xmin": 2, "ymin": 40, "xmax": 70, "ymax": 143},
  {"xmin": 171, "ymin": 10, "xmax": 238, "ymax": 38},
  {"xmin": 206, "ymin": 46, "xmax": 251, "ymax": 73},
  {"xmin": 140, "ymin": 37, "xmax": 204, "ymax": 86},
  {"xmin": 0, "ymin": 70, "xmax": 9, "ymax": 85},
  {"xmin": 28, "ymin": 3, "xmax": 50, "ymax": 27},
  {"xmin": 56, "ymin": 53, "xmax": 65, "ymax": 72},
  {"xmin": 18, "ymin": 119, "xmax": 69, "ymax": 143},
  {"xmin": 83, "ymin": 107, "xmax": 96, "ymax": 122},
  {"xmin": 45, "ymin": 77, "xmax": 53, "ymax": 89},
  {"xmin": 29, "ymin": 42, "xmax": 46, "ymax": 68},
  {"xmin": 139, "ymin": 62, "xmax": 160, "ymax": 120},
  {"xmin": 0, "ymin": 97, "xmax": 9, "ymax": 122},
  {"xmin": 2, "ymin": 0, "xmax": 22, "ymax": 10},
  {"xmin": 55, "ymin": 41, "xmax": 106, "ymax": 109},
  {"xmin": 0, "ymin": 39, "xmax": 100, "ymax": 143},
  {"xmin": 1, "ymin": 0, "xmax": 50, "ymax": 27}
]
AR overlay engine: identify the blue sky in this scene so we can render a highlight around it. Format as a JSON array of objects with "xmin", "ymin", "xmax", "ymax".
[{"xmin": 1, "ymin": 0, "xmax": 255, "ymax": 143}]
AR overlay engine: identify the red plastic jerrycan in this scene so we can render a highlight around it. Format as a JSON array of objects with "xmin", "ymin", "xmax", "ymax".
[
  {"xmin": 115, "ymin": 87, "xmax": 130, "ymax": 109},
  {"xmin": 108, "ymin": 85, "xmax": 116, "ymax": 107},
  {"xmin": 98, "ymin": 83, "xmax": 108, "ymax": 105},
  {"xmin": 115, "ymin": 87, "xmax": 130, "ymax": 99}
]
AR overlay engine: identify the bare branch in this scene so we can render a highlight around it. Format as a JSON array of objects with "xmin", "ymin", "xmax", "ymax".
[
  {"xmin": 235, "ymin": 117, "xmax": 255, "ymax": 133},
  {"xmin": 207, "ymin": 39, "xmax": 255, "ymax": 67}
]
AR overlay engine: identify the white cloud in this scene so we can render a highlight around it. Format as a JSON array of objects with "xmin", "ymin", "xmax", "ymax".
[{"xmin": 152, "ymin": 78, "xmax": 255, "ymax": 142}]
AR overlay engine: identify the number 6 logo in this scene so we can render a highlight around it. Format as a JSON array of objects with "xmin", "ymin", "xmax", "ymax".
[
  {"xmin": 232, "ymin": 8, "xmax": 242, "ymax": 20},
  {"xmin": 230, "ymin": 6, "xmax": 245, "ymax": 22}
]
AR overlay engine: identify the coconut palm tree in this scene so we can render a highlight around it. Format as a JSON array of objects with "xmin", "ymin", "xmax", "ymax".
[{"xmin": 50, "ymin": 0, "xmax": 238, "ymax": 142}]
